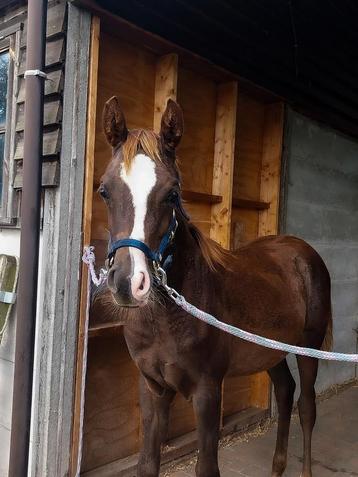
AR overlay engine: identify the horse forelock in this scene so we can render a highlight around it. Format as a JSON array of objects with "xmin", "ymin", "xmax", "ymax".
[{"xmin": 121, "ymin": 129, "xmax": 162, "ymax": 171}]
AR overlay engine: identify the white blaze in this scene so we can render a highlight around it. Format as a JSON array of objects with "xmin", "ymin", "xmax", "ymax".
[
  {"xmin": 120, "ymin": 153, "xmax": 157, "ymax": 240},
  {"xmin": 120, "ymin": 153, "xmax": 157, "ymax": 284}
]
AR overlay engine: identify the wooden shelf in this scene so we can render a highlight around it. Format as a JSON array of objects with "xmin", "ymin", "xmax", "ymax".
[
  {"xmin": 232, "ymin": 198, "xmax": 270, "ymax": 210},
  {"xmin": 181, "ymin": 189, "xmax": 222, "ymax": 204},
  {"xmin": 93, "ymin": 185, "xmax": 269, "ymax": 211}
]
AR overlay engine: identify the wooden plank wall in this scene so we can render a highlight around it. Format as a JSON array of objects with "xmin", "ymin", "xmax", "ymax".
[
  {"xmin": 81, "ymin": 26, "xmax": 284, "ymax": 473},
  {"xmin": 82, "ymin": 30, "xmax": 157, "ymax": 470},
  {"xmin": 210, "ymin": 82, "xmax": 237, "ymax": 247},
  {"xmin": 177, "ymin": 67, "xmax": 217, "ymax": 235},
  {"xmin": 258, "ymin": 104, "xmax": 285, "ymax": 236},
  {"xmin": 13, "ymin": 1, "xmax": 67, "ymax": 191}
]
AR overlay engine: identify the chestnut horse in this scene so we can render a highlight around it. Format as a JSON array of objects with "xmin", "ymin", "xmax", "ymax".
[{"xmin": 98, "ymin": 96, "xmax": 332, "ymax": 477}]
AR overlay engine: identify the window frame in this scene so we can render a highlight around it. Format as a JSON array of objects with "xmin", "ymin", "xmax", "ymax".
[{"xmin": 0, "ymin": 29, "xmax": 20, "ymax": 226}]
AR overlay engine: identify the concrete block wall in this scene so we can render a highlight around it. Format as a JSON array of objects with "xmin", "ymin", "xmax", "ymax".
[{"xmin": 282, "ymin": 110, "xmax": 358, "ymax": 394}]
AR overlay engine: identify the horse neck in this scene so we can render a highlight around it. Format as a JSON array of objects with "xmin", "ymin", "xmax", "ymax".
[{"xmin": 167, "ymin": 219, "xmax": 214, "ymax": 292}]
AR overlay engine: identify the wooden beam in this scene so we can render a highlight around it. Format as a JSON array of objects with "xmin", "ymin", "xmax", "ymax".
[
  {"xmin": 153, "ymin": 53, "xmax": 178, "ymax": 132},
  {"xmin": 70, "ymin": 15, "xmax": 100, "ymax": 477},
  {"xmin": 258, "ymin": 103, "xmax": 285, "ymax": 236},
  {"xmin": 254, "ymin": 103, "xmax": 284, "ymax": 414},
  {"xmin": 210, "ymin": 82, "xmax": 238, "ymax": 248}
]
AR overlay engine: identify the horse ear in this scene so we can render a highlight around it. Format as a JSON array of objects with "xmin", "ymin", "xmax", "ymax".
[
  {"xmin": 160, "ymin": 99, "xmax": 183, "ymax": 155},
  {"xmin": 103, "ymin": 96, "xmax": 128, "ymax": 148}
]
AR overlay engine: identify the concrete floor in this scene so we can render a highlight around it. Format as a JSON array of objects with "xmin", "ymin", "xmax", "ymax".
[{"xmin": 166, "ymin": 384, "xmax": 358, "ymax": 477}]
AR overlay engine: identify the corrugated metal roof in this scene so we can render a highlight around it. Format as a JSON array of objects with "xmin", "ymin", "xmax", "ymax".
[{"xmin": 90, "ymin": 0, "xmax": 358, "ymax": 137}]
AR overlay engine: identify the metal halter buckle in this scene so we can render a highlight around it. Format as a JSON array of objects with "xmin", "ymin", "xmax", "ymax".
[
  {"xmin": 153, "ymin": 261, "xmax": 167, "ymax": 286},
  {"xmin": 152, "ymin": 261, "xmax": 181, "ymax": 301},
  {"xmin": 109, "ymin": 256, "xmax": 114, "ymax": 267}
]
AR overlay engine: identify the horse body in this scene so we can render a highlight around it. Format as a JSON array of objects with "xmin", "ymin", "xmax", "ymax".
[
  {"xmin": 98, "ymin": 96, "xmax": 332, "ymax": 477},
  {"xmin": 124, "ymin": 232, "xmax": 329, "ymax": 386}
]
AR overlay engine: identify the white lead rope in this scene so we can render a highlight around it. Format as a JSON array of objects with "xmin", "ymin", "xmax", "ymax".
[
  {"xmin": 82, "ymin": 246, "xmax": 358, "ymax": 363},
  {"xmin": 168, "ymin": 292, "xmax": 358, "ymax": 363}
]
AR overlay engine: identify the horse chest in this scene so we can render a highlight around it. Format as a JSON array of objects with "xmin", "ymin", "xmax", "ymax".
[
  {"xmin": 137, "ymin": 350, "xmax": 196, "ymax": 398},
  {"xmin": 124, "ymin": 321, "xmax": 207, "ymax": 397}
]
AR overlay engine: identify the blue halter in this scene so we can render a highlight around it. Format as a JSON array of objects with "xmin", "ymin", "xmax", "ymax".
[{"xmin": 107, "ymin": 211, "xmax": 178, "ymax": 267}]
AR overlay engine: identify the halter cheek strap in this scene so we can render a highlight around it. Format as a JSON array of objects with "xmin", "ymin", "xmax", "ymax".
[{"xmin": 107, "ymin": 211, "xmax": 178, "ymax": 266}]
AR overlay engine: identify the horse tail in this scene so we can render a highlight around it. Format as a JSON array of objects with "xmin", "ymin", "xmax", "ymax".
[{"xmin": 321, "ymin": 306, "xmax": 333, "ymax": 352}]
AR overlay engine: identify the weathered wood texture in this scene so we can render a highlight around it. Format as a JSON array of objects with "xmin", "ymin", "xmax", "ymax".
[
  {"xmin": 70, "ymin": 15, "xmax": 100, "ymax": 477},
  {"xmin": 13, "ymin": 160, "xmax": 60, "ymax": 189},
  {"xmin": 13, "ymin": 1, "xmax": 67, "ymax": 191},
  {"xmin": 29, "ymin": 5, "xmax": 91, "ymax": 477},
  {"xmin": 210, "ymin": 82, "xmax": 237, "ymax": 248}
]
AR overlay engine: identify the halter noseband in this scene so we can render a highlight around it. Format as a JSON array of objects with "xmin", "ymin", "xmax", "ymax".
[{"xmin": 107, "ymin": 210, "xmax": 178, "ymax": 268}]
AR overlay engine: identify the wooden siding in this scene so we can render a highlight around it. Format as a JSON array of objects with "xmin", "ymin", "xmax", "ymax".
[{"xmin": 12, "ymin": 0, "xmax": 67, "ymax": 191}]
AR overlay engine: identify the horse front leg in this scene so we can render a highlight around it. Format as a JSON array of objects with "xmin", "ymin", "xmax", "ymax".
[
  {"xmin": 193, "ymin": 378, "xmax": 222, "ymax": 477},
  {"xmin": 137, "ymin": 375, "xmax": 175, "ymax": 477}
]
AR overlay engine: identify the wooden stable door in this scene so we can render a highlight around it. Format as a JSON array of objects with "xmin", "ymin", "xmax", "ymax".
[{"xmin": 76, "ymin": 16, "xmax": 284, "ymax": 476}]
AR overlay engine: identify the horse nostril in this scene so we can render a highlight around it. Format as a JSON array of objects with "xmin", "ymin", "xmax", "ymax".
[{"xmin": 131, "ymin": 271, "xmax": 150, "ymax": 299}]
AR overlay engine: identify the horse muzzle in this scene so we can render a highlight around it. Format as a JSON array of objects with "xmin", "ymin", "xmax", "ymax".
[{"xmin": 107, "ymin": 249, "xmax": 152, "ymax": 307}]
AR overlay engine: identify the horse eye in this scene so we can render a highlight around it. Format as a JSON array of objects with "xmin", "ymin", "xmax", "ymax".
[
  {"xmin": 98, "ymin": 184, "xmax": 109, "ymax": 200},
  {"xmin": 166, "ymin": 190, "xmax": 179, "ymax": 204}
]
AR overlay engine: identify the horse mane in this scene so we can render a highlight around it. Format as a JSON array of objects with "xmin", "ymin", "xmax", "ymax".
[
  {"xmin": 188, "ymin": 222, "xmax": 234, "ymax": 272},
  {"xmin": 122, "ymin": 129, "xmax": 161, "ymax": 170}
]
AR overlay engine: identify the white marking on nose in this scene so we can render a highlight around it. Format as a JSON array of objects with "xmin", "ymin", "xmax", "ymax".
[{"xmin": 120, "ymin": 153, "xmax": 157, "ymax": 300}]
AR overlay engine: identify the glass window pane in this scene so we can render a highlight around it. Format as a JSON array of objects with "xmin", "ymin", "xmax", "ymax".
[
  {"xmin": 0, "ymin": 133, "xmax": 5, "ymax": 202},
  {"xmin": 0, "ymin": 51, "xmax": 9, "ymax": 125}
]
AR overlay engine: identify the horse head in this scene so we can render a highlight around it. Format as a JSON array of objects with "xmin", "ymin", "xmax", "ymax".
[{"xmin": 100, "ymin": 96, "xmax": 184, "ymax": 307}]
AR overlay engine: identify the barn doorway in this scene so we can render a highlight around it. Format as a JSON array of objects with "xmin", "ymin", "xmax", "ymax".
[{"xmin": 75, "ymin": 14, "xmax": 284, "ymax": 476}]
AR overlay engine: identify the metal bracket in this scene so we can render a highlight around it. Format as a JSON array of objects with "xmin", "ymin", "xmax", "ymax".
[
  {"xmin": 0, "ymin": 290, "xmax": 17, "ymax": 304},
  {"xmin": 24, "ymin": 69, "xmax": 48, "ymax": 79}
]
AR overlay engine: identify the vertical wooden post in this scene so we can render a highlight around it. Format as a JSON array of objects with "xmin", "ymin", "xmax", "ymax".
[
  {"xmin": 153, "ymin": 54, "xmax": 178, "ymax": 132},
  {"xmin": 70, "ymin": 16, "xmax": 100, "ymax": 477},
  {"xmin": 258, "ymin": 103, "xmax": 284, "ymax": 237},
  {"xmin": 210, "ymin": 82, "xmax": 237, "ymax": 427},
  {"xmin": 210, "ymin": 82, "xmax": 238, "ymax": 249},
  {"xmin": 251, "ymin": 102, "xmax": 284, "ymax": 411}
]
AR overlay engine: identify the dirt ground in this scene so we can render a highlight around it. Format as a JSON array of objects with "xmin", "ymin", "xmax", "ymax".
[{"xmin": 163, "ymin": 383, "xmax": 358, "ymax": 477}]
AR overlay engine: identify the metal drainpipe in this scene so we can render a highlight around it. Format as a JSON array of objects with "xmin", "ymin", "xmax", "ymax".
[{"xmin": 8, "ymin": 0, "xmax": 47, "ymax": 476}]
